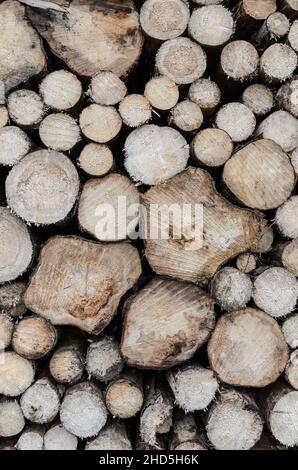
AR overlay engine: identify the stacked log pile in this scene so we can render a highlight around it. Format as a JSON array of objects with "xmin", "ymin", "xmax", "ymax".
[{"xmin": 0, "ymin": 0, "xmax": 298, "ymax": 451}]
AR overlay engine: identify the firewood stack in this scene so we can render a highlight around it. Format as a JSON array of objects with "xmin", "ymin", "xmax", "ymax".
[{"xmin": 1, "ymin": 0, "xmax": 298, "ymax": 451}]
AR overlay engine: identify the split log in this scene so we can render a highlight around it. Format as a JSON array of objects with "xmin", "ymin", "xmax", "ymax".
[
  {"xmin": 0, "ymin": 126, "xmax": 31, "ymax": 166},
  {"xmin": 188, "ymin": 78, "xmax": 221, "ymax": 117},
  {"xmin": 119, "ymin": 94, "xmax": 152, "ymax": 128},
  {"xmin": 276, "ymin": 196, "xmax": 298, "ymax": 238},
  {"xmin": 169, "ymin": 411, "xmax": 206, "ymax": 450},
  {"xmin": 252, "ymin": 267, "xmax": 298, "ymax": 318},
  {"xmin": 233, "ymin": 0, "xmax": 277, "ymax": 36},
  {"xmin": 260, "ymin": 44, "xmax": 297, "ymax": 84},
  {"xmin": 208, "ymin": 308, "xmax": 289, "ymax": 387},
  {"xmin": 39, "ymin": 113, "xmax": 80, "ymax": 151},
  {"xmin": 166, "ymin": 363, "xmax": 218, "ymax": 412},
  {"xmin": 0, "ymin": 398, "xmax": 25, "ymax": 437},
  {"xmin": 27, "ymin": 0, "xmax": 143, "ymax": 78},
  {"xmin": 0, "ymin": 207, "xmax": 33, "ymax": 283},
  {"xmin": 20, "ymin": 378, "xmax": 60, "ymax": 424},
  {"xmin": 86, "ymin": 336, "xmax": 123, "ymax": 383},
  {"xmin": 215, "ymin": 102, "xmax": 256, "ymax": 142},
  {"xmin": 78, "ymin": 143, "xmax": 114, "ymax": 177},
  {"xmin": 168, "ymin": 100, "xmax": 203, "ymax": 133},
  {"xmin": 191, "ymin": 128, "xmax": 233, "ymax": 167},
  {"xmin": 124, "ymin": 124, "xmax": 189, "ymax": 185},
  {"xmin": 219, "ymin": 40, "xmax": 259, "ymax": 84},
  {"xmin": 6, "ymin": 150, "xmax": 80, "ymax": 225},
  {"xmin": 44, "ymin": 424, "xmax": 78, "ymax": 450},
  {"xmin": 40, "ymin": 70, "xmax": 82, "ymax": 111},
  {"xmin": 0, "ymin": 106, "xmax": 8, "ymax": 128},
  {"xmin": 85, "ymin": 420, "xmax": 132, "ymax": 451},
  {"xmin": 12, "ymin": 315, "xmax": 57, "ymax": 360},
  {"xmin": 281, "ymin": 0, "xmax": 298, "ymax": 19},
  {"xmin": 288, "ymin": 20, "xmax": 298, "ymax": 52},
  {"xmin": 140, "ymin": 0, "xmax": 190, "ymax": 41},
  {"xmin": 285, "ymin": 350, "xmax": 298, "ymax": 389},
  {"xmin": 276, "ymin": 76, "xmax": 298, "ymax": 118},
  {"xmin": 0, "ymin": 351, "xmax": 35, "ymax": 396},
  {"xmin": 241, "ymin": 84, "xmax": 274, "ymax": 117},
  {"xmin": 205, "ymin": 388, "xmax": 263, "ymax": 450},
  {"xmin": 16, "ymin": 425, "xmax": 44, "ymax": 450},
  {"xmin": 0, "ymin": 313, "xmax": 14, "ymax": 350},
  {"xmin": 60, "ymin": 382, "xmax": 107, "ymax": 438},
  {"xmin": 0, "ymin": 0, "xmax": 46, "ymax": 92},
  {"xmin": 155, "ymin": 37, "xmax": 207, "ymax": 84},
  {"xmin": 141, "ymin": 167, "xmax": 267, "ymax": 284},
  {"xmin": 223, "ymin": 139, "xmax": 296, "ymax": 210},
  {"xmin": 210, "ymin": 267, "xmax": 253, "ymax": 312},
  {"xmin": 49, "ymin": 330, "xmax": 85, "ymax": 385},
  {"xmin": 188, "ymin": 5, "xmax": 234, "ymax": 49},
  {"xmin": 7, "ymin": 90, "xmax": 45, "ymax": 127},
  {"xmin": 24, "ymin": 236, "xmax": 141, "ymax": 334},
  {"xmin": 89, "ymin": 71, "xmax": 127, "ymax": 106},
  {"xmin": 121, "ymin": 277, "xmax": 215, "ymax": 369},
  {"xmin": 252, "ymin": 12, "xmax": 290, "ymax": 51},
  {"xmin": 144, "ymin": 76, "xmax": 179, "ymax": 111},
  {"xmin": 257, "ymin": 111, "xmax": 298, "ymax": 152},
  {"xmin": 236, "ymin": 252, "xmax": 257, "ymax": 273},
  {"xmin": 105, "ymin": 371, "xmax": 143, "ymax": 419},
  {"xmin": 79, "ymin": 104, "xmax": 122, "ymax": 144},
  {"xmin": 282, "ymin": 314, "xmax": 298, "ymax": 348},
  {"xmin": 0, "ymin": 282, "xmax": 26, "ymax": 317}
]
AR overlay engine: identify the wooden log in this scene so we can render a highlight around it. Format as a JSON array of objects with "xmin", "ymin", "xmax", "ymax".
[
  {"xmin": 0, "ymin": 126, "xmax": 31, "ymax": 167},
  {"xmin": 140, "ymin": 0, "xmax": 190, "ymax": 41},
  {"xmin": 44, "ymin": 423, "xmax": 78, "ymax": 450},
  {"xmin": 105, "ymin": 371, "xmax": 143, "ymax": 419},
  {"xmin": 0, "ymin": 398, "xmax": 25, "ymax": 437},
  {"xmin": 188, "ymin": 79, "xmax": 221, "ymax": 117},
  {"xmin": 241, "ymin": 84, "xmax": 274, "ymax": 117},
  {"xmin": 20, "ymin": 378, "xmax": 60, "ymax": 424},
  {"xmin": 276, "ymin": 196, "xmax": 298, "ymax": 238},
  {"xmin": 252, "ymin": 225, "xmax": 274, "ymax": 254},
  {"xmin": 206, "ymin": 388, "xmax": 263, "ymax": 450},
  {"xmin": 169, "ymin": 411, "xmax": 206, "ymax": 450},
  {"xmin": 288, "ymin": 20, "xmax": 298, "ymax": 53},
  {"xmin": 252, "ymin": 267, "xmax": 298, "ymax": 318},
  {"xmin": 155, "ymin": 37, "xmax": 207, "ymax": 84},
  {"xmin": 142, "ymin": 167, "xmax": 267, "ymax": 284},
  {"xmin": 49, "ymin": 330, "xmax": 85, "ymax": 385},
  {"xmin": 208, "ymin": 308, "xmax": 289, "ymax": 387},
  {"xmin": 276, "ymin": 76, "xmax": 298, "ymax": 118},
  {"xmin": 119, "ymin": 94, "xmax": 152, "ymax": 128},
  {"xmin": 0, "ymin": 81, "xmax": 5, "ymax": 105},
  {"xmin": 0, "ymin": 351, "xmax": 35, "ymax": 396},
  {"xmin": 124, "ymin": 124, "xmax": 189, "ymax": 185},
  {"xmin": 236, "ymin": 252, "xmax": 257, "ymax": 273},
  {"xmin": 121, "ymin": 278, "xmax": 215, "ymax": 369},
  {"xmin": 78, "ymin": 143, "xmax": 114, "ymax": 177},
  {"xmin": 233, "ymin": 0, "xmax": 277, "ymax": 36},
  {"xmin": 27, "ymin": 0, "xmax": 143, "ymax": 78},
  {"xmin": 0, "ymin": 106, "xmax": 8, "ymax": 128},
  {"xmin": 257, "ymin": 111, "xmax": 298, "ymax": 152},
  {"xmin": 136, "ymin": 434, "xmax": 166, "ymax": 451},
  {"xmin": 12, "ymin": 315, "xmax": 57, "ymax": 360},
  {"xmin": 79, "ymin": 104, "xmax": 122, "ymax": 144},
  {"xmin": 0, "ymin": 207, "xmax": 33, "ymax": 283},
  {"xmin": 210, "ymin": 267, "xmax": 253, "ymax": 311},
  {"xmin": 285, "ymin": 350, "xmax": 298, "ymax": 389},
  {"xmin": 166, "ymin": 363, "xmax": 218, "ymax": 412},
  {"xmin": 0, "ymin": 0, "xmax": 46, "ymax": 92},
  {"xmin": 144, "ymin": 76, "xmax": 179, "ymax": 111},
  {"xmin": 86, "ymin": 336, "xmax": 123, "ymax": 383},
  {"xmin": 168, "ymin": 100, "xmax": 203, "ymax": 133},
  {"xmin": 223, "ymin": 139, "xmax": 296, "ymax": 210},
  {"xmin": 6, "ymin": 150, "xmax": 80, "ymax": 226},
  {"xmin": 60, "ymin": 382, "xmax": 107, "ymax": 438},
  {"xmin": 0, "ymin": 282, "xmax": 26, "ymax": 317},
  {"xmin": 291, "ymin": 147, "xmax": 298, "ymax": 176},
  {"xmin": 215, "ymin": 102, "xmax": 256, "ymax": 142},
  {"xmin": 193, "ymin": 0, "xmax": 224, "ymax": 4},
  {"xmin": 188, "ymin": 5, "xmax": 234, "ymax": 49},
  {"xmin": 89, "ymin": 71, "xmax": 127, "ymax": 106},
  {"xmin": 7, "ymin": 90, "xmax": 45, "ymax": 128},
  {"xmin": 281, "ymin": 0, "xmax": 298, "ymax": 19},
  {"xmin": 85, "ymin": 420, "xmax": 132, "ymax": 450},
  {"xmin": 40, "ymin": 70, "xmax": 82, "ymax": 111},
  {"xmin": 24, "ymin": 236, "xmax": 141, "ymax": 334},
  {"xmin": 282, "ymin": 314, "xmax": 298, "ymax": 348},
  {"xmin": 191, "ymin": 128, "xmax": 233, "ymax": 167},
  {"xmin": 39, "ymin": 113, "xmax": 80, "ymax": 151},
  {"xmin": 252, "ymin": 12, "xmax": 290, "ymax": 51},
  {"xmin": 260, "ymin": 44, "xmax": 297, "ymax": 84},
  {"xmin": 219, "ymin": 40, "xmax": 259, "ymax": 84},
  {"xmin": 272, "ymin": 240, "xmax": 298, "ymax": 277},
  {"xmin": 16, "ymin": 425, "xmax": 44, "ymax": 450},
  {"xmin": 0, "ymin": 313, "xmax": 14, "ymax": 350}
]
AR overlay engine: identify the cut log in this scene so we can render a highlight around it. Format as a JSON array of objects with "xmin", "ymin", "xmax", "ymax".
[
  {"xmin": 7, "ymin": 90, "xmax": 45, "ymax": 127},
  {"xmin": 119, "ymin": 94, "xmax": 151, "ymax": 128},
  {"xmin": 188, "ymin": 79, "xmax": 221, "ymax": 117},
  {"xmin": 252, "ymin": 267, "xmax": 298, "ymax": 318},
  {"xmin": 206, "ymin": 388, "xmax": 263, "ymax": 450},
  {"xmin": 24, "ymin": 236, "xmax": 141, "ymax": 334},
  {"xmin": 78, "ymin": 143, "xmax": 114, "ymax": 177},
  {"xmin": 16, "ymin": 425, "xmax": 44, "ymax": 450},
  {"xmin": 0, "ymin": 313, "xmax": 14, "ymax": 350},
  {"xmin": 0, "ymin": 351, "xmax": 35, "ymax": 396},
  {"xmin": 252, "ymin": 12, "xmax": 290, "ymax": 50},
  {"xmin": 142, "ymin": 167, "xmax": 267, "ymax": 284},
  {"xmin": 79, "ymin": 104, "xmax": 122, "ymax": 144},
  {"xmin": 291, "ymin": 147, "xmax": 298, "ymax": 176},
  {"xmin": 86, "ymin": 336, "xmax": 123, "ymax": 383},
  {"xmin": 44, "ymin": 423, "xmax": 78, "ymax": 450},
  {"xmin": 241, "ymin": 84, "xmax": 274, "ymax": 117},
  {"xmin": 105, "ymin": 371, "xmax": 143, "ymax": 418},
  {"xmin": 252, "ymin": 225, "xmax": 274, "ymax": 253},
  {"xmin": 0, "ymin": 282, "xmax": 26, "ymax": 317},
  {"xmin": 121, "ymin": 277, "xmax": 215, "ymax": 369},
  {"xmin": 40, "ymin": 70, "xmax": 82, "ymax": 111},
  {"xmin": 191, "ymin": 128, "xmax": 233, "ymax": 167},
  {"xmin": 0, "ymin": 207, "xmax": 33, "ymax": 283},
  {"xmin": 260, "ymin": 44, "xmax": 297, "ymax": 84},
  {"xmin": 236, "ymin": 252, "xmax": 257, "ymax": 273},
  {"xmin": 276, "ymin": 76, "xmax": 298, "ymax": 118},
  {"xmin": 215, "ymin": 102, "xmax": 256, "ymax": 142},
  {"xmin": 276, "ymin": 196, "xmax": 298, "ymax": 238},
  {"xmin": 0, "ymin": 0, "xmax": 46, "ymax": 92},
  {"xmin": 223, "ymin": 139, "xmax": 296, "ymax": 210},
  {"xmin": 210, "ymin": 267, "xmax": 253, "ymax": 312},
  {"xmin": 85, "ymin": 420, "xmax": 132, "ymax": 450},
  {"xmin": 49, "ymin": 330, "xmax": 85, "ymax": 385},
  {"xmin": 12, "ymin": 316, "xmax": 57, "ymax": 360},
  {"xmin": 282, "ymin": 314, "xmax": 298, "ymax": 348},
  {"xmin": 140, "ymin": 0, "xmax": 189, "ymax": 41},
  {"xmin": 78, "ymin": 173, "xmax": 140, "ymax": 241},
  {"xmin": 288, "ymin": 20, "xmax": 298, "ymax": 52},
  {"xmin": 0, "ymin": 398, "xmax": 25, "ymax": 437},
  {"xmin": 285, "ymin": 350, "xmax": 298, "ymax": 389},
  {"xmin": 188, "ymin": 5, "xmax": 234, "ymax": 48},
  {"xmin": 169, "ymin": 411, "xmax": 206, "ymax": 450},
  {"xmin": 6, "ymin": 150, "xmax": 80, "ymax": 226},
  {"xmin": 60, "ymin": 382, "xmax": 107, "ymax": 438},
  {"xmin": 257, "ymin": 111, "xmax": 298, "ymax": 152},
  {"xmin": 89, "ymin": 71, "xmax": 127, "ymax": 106},
  {"xmin": 27, "ymin": 0, "xmax": 143, "ymax": 78},
  {"xmin": 0, "ymin": 126, "xmax": 31, "ymax": 166},
  {"xmin": 281, "ymin": 0, "xmax": 298, "ymax": 19},
  {"xmin": 273, "ymin": 240, "xmax": 298, "ymax": 277},
  {"xmin": 0, "ymin": 106, "xmax": 8, "ymax": 128},
  {"xmin": 144, "ymin": 76, "xmax": 179, "ymax": 111},
  {"xmin": 20, "ymin": 378, "xmax": 60, "ymax": 424},
  {"xmin": 168, "ymin": 100, "xmax": 203, "ymax": 133},
  {"xmin": 155, "ymin": 37, "xmax": 207, "ymax": 84},
  {"xmin": 233, "ymin": 0, "xmax": 277, "ymax": 35},
  {"xmin": 166, "ymin": 363, "xmax": 218, "ymax": 412},
  {"xmin": 39, "ymin": 113, "xmax": 80, "ymax": 151},
  {"xmin": 219, "ymin": 40, "xmax": 259, "ymax": 83},
  {"xmin": 124, "ymin": 124, "xmax": 189, "ymax": 185}
]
